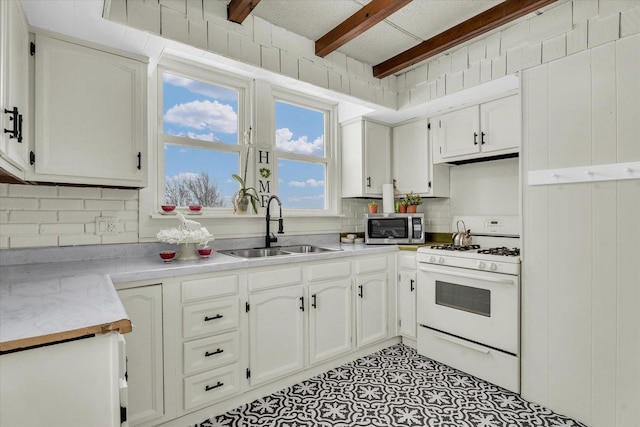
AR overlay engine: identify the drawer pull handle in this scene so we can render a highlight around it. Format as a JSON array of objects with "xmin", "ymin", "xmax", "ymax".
[
  {"xmin": 204, "ymin": 314, "xmax": 223, "ymax": 322},
  {"xmin": 205, "ymin": 348, "xmax": 224, "ymax": 357},
  {"xmin": 205, "ymin": 381, "xmax": 224, "ymax": 391}
]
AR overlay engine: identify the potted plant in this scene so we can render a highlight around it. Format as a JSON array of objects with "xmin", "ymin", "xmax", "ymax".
[
  {"xmin": 368, "ymin": 200, "xmax": 378, "ymax": 213},
  {"xmin": 402, "ymin": 191, "xmax": 423, "ymax": 213},
  {"xmin": 232, "ymin": 128, "xmax": 259, "ymax": 214},
  {"xmin": 398, "ymin": 199, "xmax": 407, "ymax": 213}
]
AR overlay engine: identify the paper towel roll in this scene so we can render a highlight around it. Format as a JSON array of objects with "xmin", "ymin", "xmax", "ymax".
[{"xmin": 382, "ymin": 184, "xmax": 394, "ymax": 213}]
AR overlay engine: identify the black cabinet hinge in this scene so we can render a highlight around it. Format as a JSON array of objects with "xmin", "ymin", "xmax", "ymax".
[
  {"xmin": 120, "ymin": 406, "xmax": 127, "ymax": 423},
  {"xmin": 427, "ymin": 122, "xmax": 431, "ymax": 130},
  {"xmin": 30, "ymin": 42, "xmax": 35, "ymax": 56},
  {"xmin": 29, "ymin": 151, "xmax": 35, "ymax": 165},
  {"xmin": 246, "ymin": 368, "xmax": 251, "ymax": 379},
  {"xmin": 245, "ymin": 302, "xmax": 250, "ymax": 312}
]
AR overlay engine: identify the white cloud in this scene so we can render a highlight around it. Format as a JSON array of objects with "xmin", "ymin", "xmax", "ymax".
[
  {"xmin": 276, "ymin": 128, "xmax": 323, "ymax": 155},
  {"xmin": 179, "ymin": 148, "xmax": 187, "ymax": 153},
  {"xmin": 288, "ymin": 178, "xmax": 324, "ymax": 188},
  {"xmin": 166, "ymin": 172, "xmax": 199, "ymax": 182},
  {"xmin": 164, "ymin": 100, "xmax": 237, "ymax": 134},
  {"xmin": 163, "ymin": 74, "xmax": 237, "ymax": 101}
]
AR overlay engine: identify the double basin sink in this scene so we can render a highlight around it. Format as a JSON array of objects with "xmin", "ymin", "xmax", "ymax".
[{"xmin": 220, "ymin": 245, "xmax": 341, "ymax": 259}]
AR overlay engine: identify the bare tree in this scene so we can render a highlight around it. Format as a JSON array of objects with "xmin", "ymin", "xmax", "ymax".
[{"xmin": 165, "ymin": 172, "xmax": 226, "ymax": 207}]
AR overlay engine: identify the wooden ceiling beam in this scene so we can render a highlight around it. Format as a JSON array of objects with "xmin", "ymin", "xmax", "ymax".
[
  {"xmin": 373, "ymin": 0, "xmax": 558, "ymax": 78},
  {"xmin": 228, "ymin": 0, "xmax": 261, "ymax": 24},
  {"xmin": 315, "ymin": 0, "xmax": 413, "ymax": 58}
]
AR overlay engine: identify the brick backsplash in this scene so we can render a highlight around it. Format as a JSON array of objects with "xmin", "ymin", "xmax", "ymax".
[{"xmin": 0, "ymin": 184, "xmax": 139, "ymax": 249}]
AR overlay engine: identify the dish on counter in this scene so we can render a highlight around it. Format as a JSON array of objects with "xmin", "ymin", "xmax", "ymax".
[{"xmin": 159, "ymin": 251, "xmax": 177, "ymax": 263}]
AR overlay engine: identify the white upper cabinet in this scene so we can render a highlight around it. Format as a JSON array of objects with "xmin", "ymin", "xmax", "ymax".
[
  {"xmin": 0, "ymin": 0, "xmax": 30, "ymax": 178},
  {"xmin": 392, "ymin": 118, "xmax": 449, "ymax": 197},
  {"xmin": 433, "ymin": 94, "xmax": 520, "ymax": 164},
  {"xmin": 31, "ymin": 34, "xmax": 147, "ymax": 187},
  {"xmin": 342, "ymin": 118, "xmax": 391, "ymax": 197}
]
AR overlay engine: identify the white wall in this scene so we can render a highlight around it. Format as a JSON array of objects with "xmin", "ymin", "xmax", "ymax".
[{"xmin": 449, "ymin": 158, "xmax": 519, "ymax": 217}]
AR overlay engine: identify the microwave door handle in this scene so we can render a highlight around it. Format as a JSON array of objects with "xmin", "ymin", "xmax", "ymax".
[{"xmin": 418, "ymin": 266, "xmax": 515, "ymax": 285}]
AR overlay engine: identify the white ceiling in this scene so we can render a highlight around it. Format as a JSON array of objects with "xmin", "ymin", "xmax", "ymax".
[{"xmin": 250, "ymin": 0, "xmax": 503, "ymax": 65}]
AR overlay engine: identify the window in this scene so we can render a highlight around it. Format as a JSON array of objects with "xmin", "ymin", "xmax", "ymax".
[
  {"xmin": 159, "ymin": 69, "xmax": 248, "ymax": 209},
  {"xmin": 274, "ymin": 97, "xmax": 332, "ymax": 211}
]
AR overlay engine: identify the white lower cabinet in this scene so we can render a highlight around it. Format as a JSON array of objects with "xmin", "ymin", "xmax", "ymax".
[
  {"xmin": 117, "ymin": 284, "xmax": 165, "ymax": 426},
  {"xmin": 117, "ymin": 251, "xmax": 398, "ymax": 426},
  {"xmin": 397, "ymin": 251, "xmax": 417, "ymax": 339},
  {"xmin": 355, "ymin": 256, "xmax": 390, "ymax": 348},
  {"xmin": 247, "ymin": 267, "xmax": 305, "ymax": 387},
  {"xmin": 0, "ymin": 332, "xmax": 125, "ymax": 427},
  {"xmin": 308, "ymin": 261, "xmax": 352, "ymax": 365}
]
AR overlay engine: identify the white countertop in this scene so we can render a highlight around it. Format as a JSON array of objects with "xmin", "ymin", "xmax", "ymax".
[{"xmin": 0, "ymin": 243, "xmax": 396, "ymax": 351}]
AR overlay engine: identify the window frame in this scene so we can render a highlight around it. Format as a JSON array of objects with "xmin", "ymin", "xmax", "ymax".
[
  {"xmin": 272, "ymin": 88, "xmax": 339, "ymax": 215},
  {"xmin": 155, "ymin": 58, "xmax": 252, "ymax": 214}
]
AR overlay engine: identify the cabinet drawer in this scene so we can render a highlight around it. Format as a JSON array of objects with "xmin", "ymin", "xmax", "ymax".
[
  {"xmin": 183, "ymin": 363, "xmax": 240, "ymax": 410},
  {"xmin": 417, "ymin": 326, "xmax": 519, "ymax": 393},
  {"xmin": 183, "ymin": 331, "xmax": 240, "ymax": 376},
  {"xmin": 398, "ymin": 252, "xmax": 416, "ymax": 270},
  {"xmin": 181, "ymin": 274, "xmax": 238, "ymax": 303},
  {"xmin": 183, "ymin": 298, "xmax": 239, "ymax": 339},
  {"xmin": 355, "ymin": 256, "xmax": 388, "ymax": 275},
  {"xmin": 308, "ymin": 261, "xmax": 351, "ymax": 282},
  {"xmin": 247, "ymin": 266, "xmax": 302, "ymax": 292}
]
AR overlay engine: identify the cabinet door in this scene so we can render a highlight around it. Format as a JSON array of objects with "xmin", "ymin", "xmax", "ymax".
[
  {"xmin": 364, "ymin": 120, "xmax": 391, "ymax": 195},
  {"xmin": 0, "ymin": 0, "xmax": 29, "ymax": 172},
  {"xmin": 436, "ymin": 105, "xmax": 480, "ymax": 160},
  {"xmin": 308, "ymin": 278, "xmax": 352, "ymax": 365},
  {"xmin": 480, "ymin": 95, "xmax": 520, "ymax": 155},
  {"xmin": 355, "ymin": 271, "xmax": 388, "ymax": 347},
  {"xmin": 118, "ymin": 285, "xmax": 165, "ymax": 426},
  {"xmin": 248, "ymin": 286, "xmax": 304, "ymax": 386},
  {"xmin": 393, "ymin": 119, "xmax": 430, "ymax": 195},
  {"xmin": 33, "ymin": 35, "xmax": 146, "ymax": 187},
  {"xmin": 398, "ymin": 270, "xmax": 417, "ymax": 339}
]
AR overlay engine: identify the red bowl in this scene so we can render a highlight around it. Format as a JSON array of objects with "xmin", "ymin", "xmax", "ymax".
[
  {"xmin": 189, "ymin": 205, "xmax": 202, "ymax": 212},
  {"xmin": 161, "ymin": 205, "xmax": 176, "ymax": 212},
  {"xmin": 159, "ymin": 251, "xmax": 176, "ymax": 262},
  {"xmin": 198, "ymin": 248, "xmax": 212, "ymax": 258}
]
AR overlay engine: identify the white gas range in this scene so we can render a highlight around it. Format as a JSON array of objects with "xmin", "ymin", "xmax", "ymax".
[{"xmin": 416, "ymin": 216, "xmax": 522, "ymax": 393}]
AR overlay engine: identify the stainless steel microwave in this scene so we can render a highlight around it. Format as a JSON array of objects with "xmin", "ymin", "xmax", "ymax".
[{"xmin": 365, "ymin": 213, "xmax": 425, "ymax": 245}]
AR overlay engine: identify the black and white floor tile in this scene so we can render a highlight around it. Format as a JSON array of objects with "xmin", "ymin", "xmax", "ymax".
[{"xmin": 195, "ymin": 344, "xmax": 586, "ymax": 427}]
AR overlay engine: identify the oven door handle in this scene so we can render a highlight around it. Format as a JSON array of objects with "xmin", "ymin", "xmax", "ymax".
[
  {"xmin": 418, "ymin": 266, "xmax": 515, "ymax": 285},
  {"xmin": 432, "ymin": 331, "xmax": 490, "ymax": 354}
]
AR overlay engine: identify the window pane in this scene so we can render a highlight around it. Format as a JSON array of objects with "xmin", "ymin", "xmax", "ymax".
[
  {"xmin": 164, "ymin": 144, "xmax": 239, "ymax": 208},
  {"xmin": 163, "ymin": 72, "xmax": 238, "ymax": 144},
  {"xmin": 275, "ymin": 101, "xmax": 324, "ymax": 156},
  {"xmin": 277, "ymin": 159, "xmax": 325, "ymax": 209}
]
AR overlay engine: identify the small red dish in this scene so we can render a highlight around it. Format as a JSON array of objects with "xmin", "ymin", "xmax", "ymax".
[
  {"xmin": 159, "ymin": 251, "xmax": 176, "ymax": 263},
  {"xmin": 189, "ymin": 205, "xmax": 202, "ymax": 212},
  {"xmin": 161, "ymin": 205, "xmax": 176, "ymax": 212},
  {"xmin": 198, "ymin": 248, "xmax": 213, "ymax": 258}
]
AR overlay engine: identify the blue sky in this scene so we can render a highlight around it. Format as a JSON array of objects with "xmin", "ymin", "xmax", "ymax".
[{"xmin": 162, "ymin": 73, "xmax": 325, "ymax": 209}]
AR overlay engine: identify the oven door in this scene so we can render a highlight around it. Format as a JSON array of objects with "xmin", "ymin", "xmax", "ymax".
[{"xmin": 417, "ymin": 263, "xmax": 519, "ymax": 354}]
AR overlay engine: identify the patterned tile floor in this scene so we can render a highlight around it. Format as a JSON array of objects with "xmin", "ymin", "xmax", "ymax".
[{"xmin": 196, "ymin": 344, "xmax": 586, "ymax": 427}]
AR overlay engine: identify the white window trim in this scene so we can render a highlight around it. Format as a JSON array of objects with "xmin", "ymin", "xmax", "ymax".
[
  {"xmin": 156, "ymin": 56, "xmax": 252, "ymax": 214},
  {"xmin": 272, "ymin": 87, "xmax": 339, "ymax": 216}
]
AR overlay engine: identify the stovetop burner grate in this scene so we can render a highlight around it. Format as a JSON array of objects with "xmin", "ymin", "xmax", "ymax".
[
  {"xmin": 477, "ymin": 247, "xmax": 521, "ymax": 257},
  {"xmin": 430, "ymin": 244, "xmax": 481, "ymax": 251}
]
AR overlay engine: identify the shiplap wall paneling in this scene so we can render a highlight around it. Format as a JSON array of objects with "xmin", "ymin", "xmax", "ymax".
[
  {"xmin": 590, "ymin": 41, "xmax": 618, "ymax": 427},
  {"xmin": 521, "ymin": 63, "xmax": 550, "ymax": 408},
  {"xmin": 614, "ymin": 34, "xmax": 640, "ymax": 427}
]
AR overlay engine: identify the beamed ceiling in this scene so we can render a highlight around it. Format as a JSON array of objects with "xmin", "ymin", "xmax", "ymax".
[{"xmin": 232, "ymin": 0, "xmax": 559, "ymax": 78}]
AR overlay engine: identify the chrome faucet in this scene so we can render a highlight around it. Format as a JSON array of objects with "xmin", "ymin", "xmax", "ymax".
[{"xmin": 265, "ymin": 195, "xmax": 284, "ymax": 248}]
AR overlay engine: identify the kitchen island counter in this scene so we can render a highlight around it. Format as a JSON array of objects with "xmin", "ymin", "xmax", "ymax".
[{"xmin": 0, "ymin": 243, "xmax": 396, "ymax": 352}]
